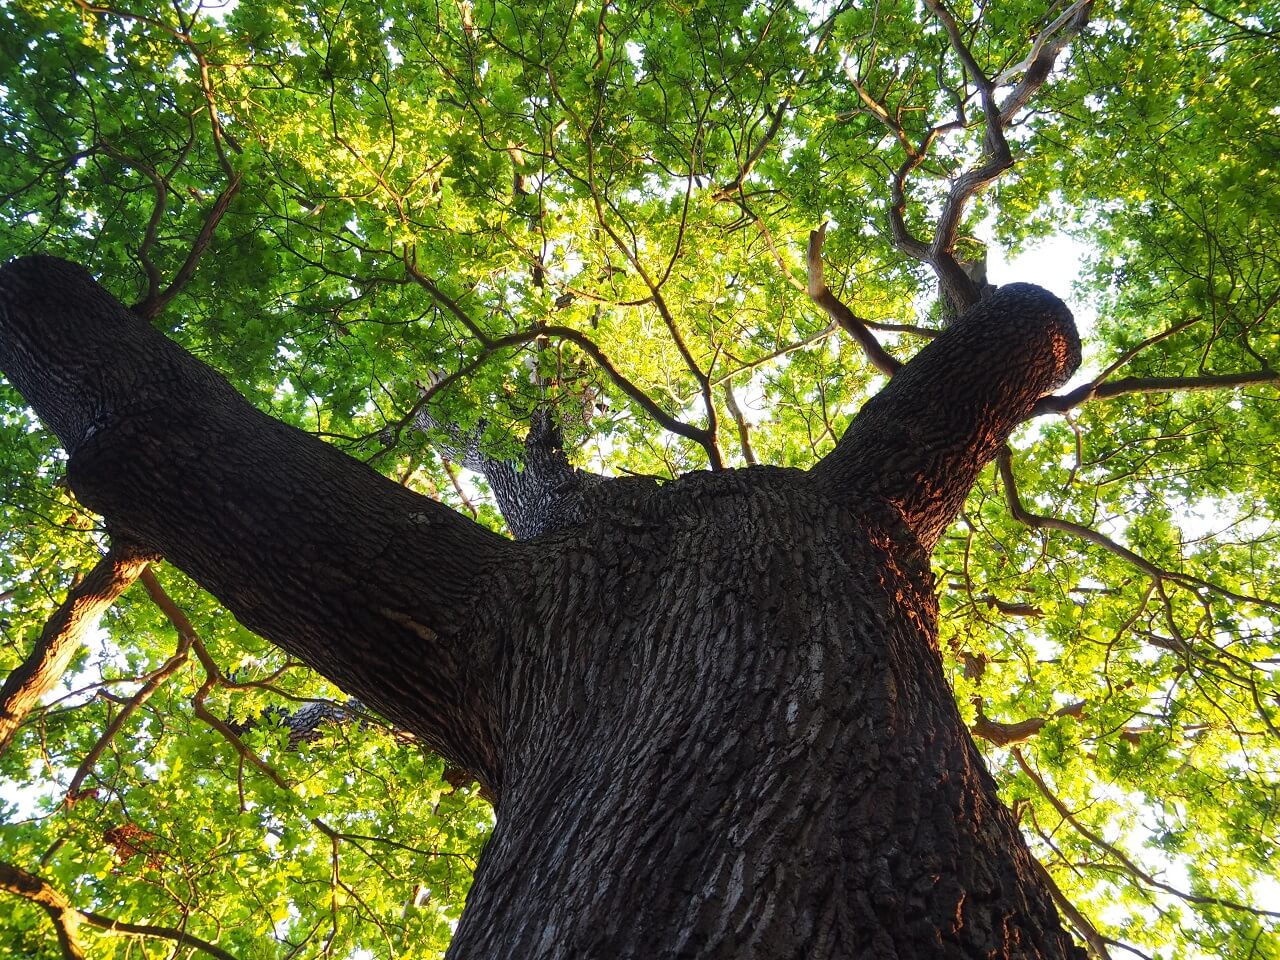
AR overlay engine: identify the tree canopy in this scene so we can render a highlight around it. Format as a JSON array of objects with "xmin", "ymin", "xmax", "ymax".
[{"xmin": 0, "ymin": 0, "xmax": 1277, "ymax": 957}]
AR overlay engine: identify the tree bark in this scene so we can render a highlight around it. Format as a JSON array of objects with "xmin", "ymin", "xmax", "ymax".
[{"xmin": 0, "ymin": 256, "xmax": 1085, "ymax": 958}]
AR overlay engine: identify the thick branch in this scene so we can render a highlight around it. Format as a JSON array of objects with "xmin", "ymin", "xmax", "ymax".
[
  {"xmin": 812, "ymin": 283, "xmax": 1080, "ymax": 550},
  {"xmin": 0, "ymin": 255, "xmax": 513, "ymax": 795},
  {"xmin": 416, "ymin": 406, "xmax": 606, "ymax": 540},
  {"xmin": 0, "ymin": 545, "xmax": 150, "ymax": 756},
  {"xmin": 476, "ymin": 416, "xmax": 606, "ymax": 540}
]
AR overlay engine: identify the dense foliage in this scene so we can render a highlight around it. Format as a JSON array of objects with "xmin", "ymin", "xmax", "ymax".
[{"xmin": 1, "ymin": 0, "xmax": 1277, "ymax": 957}]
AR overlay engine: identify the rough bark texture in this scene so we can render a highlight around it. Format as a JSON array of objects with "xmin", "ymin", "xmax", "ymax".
[
  {"xmin": 813, "ymin": 282, "xmax": 1080, "ymax": 552},
  {"xmin": 0, "ymin": 255, "xmax": 1086, "ymax": 958},
  {"xmin": 467, "ymin": 473, "xmax": 1081, "ymax": 958}
]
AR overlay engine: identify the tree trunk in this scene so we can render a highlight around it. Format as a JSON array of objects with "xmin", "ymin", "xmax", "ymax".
[
  {"xmin": 459, "ymin": 471, "xmax": 1082, "ymax": 958},
  {"xmin": 0, "ymin": 256, "xmax": 1085, "ymax": 958}
]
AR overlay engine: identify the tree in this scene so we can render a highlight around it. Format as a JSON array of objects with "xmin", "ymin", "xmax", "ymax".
[{"xmin": 0, "ymin": 0, "xmax": 1276, "ymax": 958}]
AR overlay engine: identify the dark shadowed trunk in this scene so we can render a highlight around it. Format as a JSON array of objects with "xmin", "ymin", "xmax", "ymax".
[{"xmin": 0, "ymin": 256, "xmax": 1085, "ymax": 958}]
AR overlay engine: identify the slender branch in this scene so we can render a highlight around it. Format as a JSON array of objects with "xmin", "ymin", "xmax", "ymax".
[
  {"xmin": 857, "ymin": 0, "xmax": 1092, "ymax": 312},
  {"xmin": 137, "ymin": 570, "xmax": 366, "ymax": 859},
  {"xmin": 806, "ymin": 223, "xmax": 902, "ymax": 377},
  {"xmin": 1032, "ymin": 369, "xmax": 1280, "ymax": 417},
  {"xmin": 96, "ymin": 141, "xmax": 168, "ymax": 305},
  {"xmin": 997, "ymin": 1, "xmax": 1096, "ymax": 123},
  {"xmin": 712, "ymin": 98, "xmax": 791, "ymax": 200},
  {"xmin": 746, "ymin": 207, "xmax": 807, "ymax": 293},
  {"xmin": 1014, "ymin": 748, "xmax": 1280, "ymax": 919},
  {"xmin": 886, "ymin": 152, "xmax": 934, "ymax": 263},
  {"xmin": 77, "ymin": 909, "xmax": 240, "ymax": 960},
  {"xmin": 63, "ymin": 7, "xmax": 241, "ymax": 321},
  {"xmin": 65, "ymin": 612, "xmax": 192, "ymax": 800},
  {"xmin": 580, "ymin": 132, "xmax": 724, "ymax": 466},
  {"xmin": 920, "ymin": 0, "xmax": 1010, "ymax": 311},
  {"xmin": 538, "ymin": 324, "xmax": 715, "ymax": 450},
  {"xmin": 69, "ymin": 0, "xmax": 240, "ymax": 178},
  {"xmin": 1100, "ymin": 937, "xmax": 1156, "ymax": 960},
  {"xmin": 997, "ymin": 446, "xmax": 1280, "ymax": 612},
  {"xmin": 402, "ymin": 256, "xmax": 715, "ymax": 450},
  {"xmin": 137, "ymin": 570, "xmax": 298, "ymax": 790},
  {"xmin": 997, "ymin": 446, "xmax": 1164, "ymax": 579},
  {"xmin": 1027, "ymin": 854, "xmax": 1114, "ymax": 959},
  {"xmin": 401, "ymin": 253, "xmax": 491, "ymax": 343},
  {"xmin": 721, "ymin": 381, "xmax": 758, "ymax": 466},
  {"xmin": 0, "ymin": 857, "xmax": 240, "ymax": 960}
]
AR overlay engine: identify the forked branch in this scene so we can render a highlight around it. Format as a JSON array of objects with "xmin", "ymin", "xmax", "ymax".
[
  {"xmin": 853, "ymin": 0, "xmax": 1094, "ymax": 312},
  {"xmin": 402, "ymin": 254, "xmax": 718, "ymax": 458}
]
